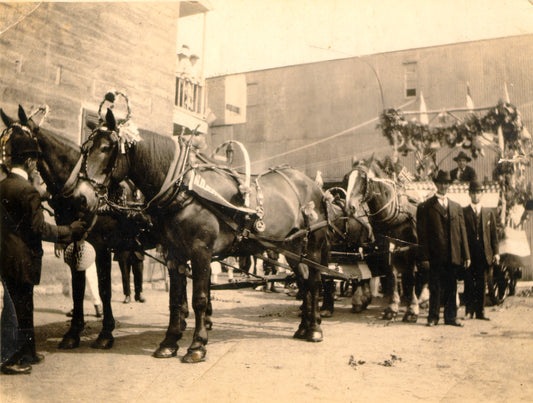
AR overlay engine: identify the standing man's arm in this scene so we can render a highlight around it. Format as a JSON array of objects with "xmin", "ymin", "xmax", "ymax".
[
  {"xmin": 458, "ymin": 206, "xmax": 471, "ymax": 267},
  {"xmin": 416, "ymin": 203, "xmax": 428, "ymax": 262}
]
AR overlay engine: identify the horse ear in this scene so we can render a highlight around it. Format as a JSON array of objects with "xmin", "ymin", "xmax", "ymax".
[
  {"xmin": 105, "ymin": 108, "xmax": 116, "ymax": 131},
  {"xmin": 0, "ymin": 108, "xmax": 13, "ymax": 128},
  {"xmin": 18, "ymin": 105, "xmax": 28, "ymax": 125}
]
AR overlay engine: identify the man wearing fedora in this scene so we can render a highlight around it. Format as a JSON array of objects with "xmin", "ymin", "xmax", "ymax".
[
  {"xmin": 450, "ymin": 151, "xmax": 477, "ymax": 182},
  {"xmin": 1, "ymin": 134, "xmax": 87, "ymax": 374},
  {"xmin": 463, "ymin": 180, "xmax": 499, "ymax": 320},
  {"xmin": 417, "ymin": 170, "xmax": 470, "ymax": 327}
]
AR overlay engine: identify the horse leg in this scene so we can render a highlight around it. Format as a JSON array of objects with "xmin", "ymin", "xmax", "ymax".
[
  {"xmin": 206, "ymin": 275, "xmax": 213, "ymax": 331},
  {"xmin": 362, "ymin": 279, "xmax": 372, "ymax": 308},
  {"xmin": 91, "ymin": 249, "xmax": 115, "ymax": 349},
  {"xmin": 401, "ymin": 264, "xmax": 419, "ymax": 323},
  {"xmin": 153, "ymin": 263, "xmax": 188, "ymax": 358},
  {"xmin": 58, "ymin": 266, "xmax": 85, "ymax": 349},
  {"xmin": 306, "ymin": 267, "xmax": 323, "ymax": 342},
  {"xmin": 382, "ymin": 265, "xmax": 399, "ymax": 320},
  {"xmin": 320, "ymin": 279, "xmax": 335, "ymax": 318},
  {"xmin": 182, "ymin": 244, "xmax": 211, "ymax": 363},
  {"xmin": 351, "ymin": 281, "xmax": 364, "ymax": 313}
]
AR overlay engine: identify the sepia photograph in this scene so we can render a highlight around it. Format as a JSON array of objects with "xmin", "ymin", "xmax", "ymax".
[{"xmin": 1, "ymin": 1, "xmax": 533, "ymax": 402}]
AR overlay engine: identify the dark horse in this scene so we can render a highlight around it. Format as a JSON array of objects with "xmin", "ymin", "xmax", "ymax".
[
  {"xmin": 326, "ymin": 188, "xmax": 390, "ymax": 314},
  {"xmin": 345, "ymin": 157, "xmax": 427, "ymax": 322},
  {"xmin": 0, "ymin": 105, "xmax": 155, "ymax": 349},
  {"xmin": 73, "ymin": 109, "xmax": 330, "ymax": 363}
]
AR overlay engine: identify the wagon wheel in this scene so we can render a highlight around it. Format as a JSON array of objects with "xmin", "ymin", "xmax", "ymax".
[{"xmin": 487, "ymin": 265, "xmax": 511, "ymax": 305}]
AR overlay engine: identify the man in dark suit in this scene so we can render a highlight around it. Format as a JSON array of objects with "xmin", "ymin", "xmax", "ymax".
[
  {"xmin": 450, "ymin": 151, "xmax": 477, "ymax": 182},
  {"xmin": 0, "ymin": 135, "xmax": 86, "ymax": 375},
  {"xmin": 463, "ymin": 180, "xmax": 499, "ymax": 320},
  {"xmin": 417, "ymin": 170, "xmax": 470, "ymax": 327}
]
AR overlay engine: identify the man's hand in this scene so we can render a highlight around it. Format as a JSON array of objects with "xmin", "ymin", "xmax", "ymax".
[
  {"xmin": 493, "ymin": 254, "xmax": 500, "ymax": 265},
  {"xmin": 464, "ymin": 259, "xmax": 471, "ymax": 269},
  {"xmin": 70, "ymin": 220, "xmax": 88, "ymax": 241}
]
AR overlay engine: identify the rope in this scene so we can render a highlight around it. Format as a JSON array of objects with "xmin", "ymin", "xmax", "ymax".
[{"xmin": 249, "ymin": 99, "xmax": 416, "ymax": 167}]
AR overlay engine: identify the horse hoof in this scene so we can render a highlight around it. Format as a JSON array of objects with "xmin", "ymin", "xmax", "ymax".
[
  {"xmin": 91, "ymin": 336, "xmax": 114, "ymax": 349},
  {"xmin": 320, "ymin": 310, "xmax": 333, "ymax": 318},
  {"xmin": 351, "ymin": 304, "xmax": 363, "ymax": 313},
  {"xmin": 306, "ymin": 329, "xmax": 323, "ymax": 343},
  {"xmin": 382, "ymin": 311, "xmax": 398, "ymax": 321},
  {"xmin": 293, "ymin": 326, "xmax": 307, "ymax": 340},
  {"xmin": 182, "ymin": 347, "xmax": 206, "ymax": 363},
  {"xmin": 58, "ymin": 335, "xmax": 80, "ymax": 350},
  {"xmin": 402, "ymin": 313, "xmax": 418, "ymax": 323},
  {"xmin": 153, "ymin": 345, "xmax": 178, "ymax": 359}
]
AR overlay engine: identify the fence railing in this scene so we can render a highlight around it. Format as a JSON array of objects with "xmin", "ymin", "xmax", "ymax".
[{"xmin": 175, "ymin": 76, "xmax": 204, "ymax": 115}]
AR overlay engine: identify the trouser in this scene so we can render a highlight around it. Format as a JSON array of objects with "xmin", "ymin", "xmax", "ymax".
[
  {"xmin": 464, "ymin": 258, "xmax": 488, "ymax": 316},
  {"xmin": 2, "ymin": 279, "xmax": 35, "ymax": 364},
  {"xmin": 1, "ymin": 281, "xmax": 19, "ymax": 363},
  {"xmin": 428, "ymin": 263, "xmax": 457, "ymax": 323},
  {"xmin": 118, "ymin": 252, "xmax": 144, "ymax": 297}
]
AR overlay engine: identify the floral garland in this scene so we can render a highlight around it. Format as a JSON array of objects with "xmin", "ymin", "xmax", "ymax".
[
  {"xmin": 378, "ymin": 101, "xmax": 533, "ymax": 227},
  {"xmin": 378, "ymin": 101, "xmax": 532, "ymax": 159}
]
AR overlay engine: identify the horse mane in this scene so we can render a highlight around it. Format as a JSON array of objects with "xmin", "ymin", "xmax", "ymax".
[{"xmin": 130, "ymin": 129, "xmax": 175, "ymax": 193}]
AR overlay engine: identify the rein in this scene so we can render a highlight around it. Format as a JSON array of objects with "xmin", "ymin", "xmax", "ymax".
[{"xmin": 363, "ymin": 177, "xmax": 401, "ymax": 225}]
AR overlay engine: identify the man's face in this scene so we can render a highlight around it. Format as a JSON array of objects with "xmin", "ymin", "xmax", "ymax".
[
  {"xmin": 456, "ymin": 158, "xmax": 467, "ymax": 170},
  {"xmin": 469, "ymin": 191, "xmax": 482, "ymax": 204},
  {"xmin": 436, "ymin": 182, "xmax": 449, "ymax": 195}
]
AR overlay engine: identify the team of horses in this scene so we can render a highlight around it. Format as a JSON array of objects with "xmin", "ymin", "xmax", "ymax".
[{"xmin": 1, "ymin": 104, "xmax": 427, "ymax": 363}]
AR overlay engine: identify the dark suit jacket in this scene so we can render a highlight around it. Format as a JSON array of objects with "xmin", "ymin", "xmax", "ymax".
[
  {"xmin": 1, "ymin": 172, "xmax": 72, "ymax": 285},
  {"xmin": 416, "ymin": 195, "xmax": 470, "ymax": 267},
  {"xmin": 450, "ymin": 165, "xmax": 477, "ymax": 182},
  {"xmin": 463, "ymin": 205, "xmax": 499, "ymax": 265}
]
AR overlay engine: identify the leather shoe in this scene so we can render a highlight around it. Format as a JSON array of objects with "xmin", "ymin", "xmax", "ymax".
[
  {"xmin": 20, "ymin": 353, "xmax": 44, "ymax": 366},
  {"xmin": 445, "ymin": 320, "xmax": 464, "ymax": 327},
  {"xmin": 135, "ymin": 293, "xmax": 145, "ymax": 303},
  {"xmin": 426, "ymin": 320, "xmax": 438, "ymax": 327},
  {"xmin": 1, "ymin": 362, "xmax": 32, "ymax": 375},
  {"xmin": 475, "ymin": 315, "xmax": 490, "ymax": 321},
  {"xmin": 30, "ymin": 353, "xmax": 45, "ymax": 365},
  {"xmin": 123, "ymin": 295, "xmax": 131, "ymax": 304}
]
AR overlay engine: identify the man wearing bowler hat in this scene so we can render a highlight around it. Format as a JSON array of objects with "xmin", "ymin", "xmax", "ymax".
[
  {"xmin": 416, "ymin": 170, "xmax": 470, "ymax": 327},
  {"xmin": 450, "ymin": 151, "xmax": 477, "ymax": 182},
  {"xmin": 462, "ymin": 180, "xmax": 499, "ymax": 320}
]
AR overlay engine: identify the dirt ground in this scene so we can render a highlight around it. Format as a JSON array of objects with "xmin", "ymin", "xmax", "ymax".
[{"xmin": 1, "ymin": 278, "xmax": 533, "ymax": 403}]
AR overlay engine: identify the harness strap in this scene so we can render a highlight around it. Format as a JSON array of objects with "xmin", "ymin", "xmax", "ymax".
[{"xmin": 61, "ymin": 156, "xmax": 84, "ymax": 197}]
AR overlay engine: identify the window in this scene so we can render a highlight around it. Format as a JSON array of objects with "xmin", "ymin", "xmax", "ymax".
[
  {"xmin": 80, "ymin": 109, "xmax": 99, "ymax": 144},
  {"xmin": 404, "ymin": 62, "xmax": 417, "ymax": 98}
]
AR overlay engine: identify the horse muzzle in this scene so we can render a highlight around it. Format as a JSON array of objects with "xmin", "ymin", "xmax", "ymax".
[{"xmin": 72, "ymin": 179, "xmax": 101, "ymax": 218}]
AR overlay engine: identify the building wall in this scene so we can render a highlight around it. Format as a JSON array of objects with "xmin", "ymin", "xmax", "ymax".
[
  {"xmin": 0, "ymin": 2, "xmax": 181, "ymax": 141},
  {"xmin": 208, "ymin": 34, "xmax": 533, "ymax": 179},
  {"xmin": 207, "ymin": 34, "xmax": 533, "ymax": 277}
]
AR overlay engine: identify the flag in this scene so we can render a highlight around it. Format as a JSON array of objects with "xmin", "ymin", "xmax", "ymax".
[
  {"xmin": 503, "ymin": 82, "xmax": 511, "ymax": 103},
  {"xmin": 466, "ymin": 83, "xmax": 474, "ymax": 110},
  {"xmin": 419, "ymin": 91, "xmax": 428, "ymax": 125},
  {"xmin": 498, "ymin": 125, "xmax": 505, "ymax": 153}
]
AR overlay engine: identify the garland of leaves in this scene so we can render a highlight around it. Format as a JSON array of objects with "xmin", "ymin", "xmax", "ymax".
[
  {"xmin": 378, "ymin": 101, "xmax": 533, "ymax": 227},
  {"xmin": 378, "ymin": 101, "xmax": 531, "ymax": 159}
]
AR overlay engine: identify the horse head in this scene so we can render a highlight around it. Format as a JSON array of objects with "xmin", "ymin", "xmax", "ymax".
[
  {"xmin": 75, "ymin": 108, "xmax": 131, "ymax": 214},
  {"xmin": 0, "ymin": 105, "xmax": 99, "ymax": 226},
  {"xmin": 344, "ymin": 160, "xmax": 375, "ymax": 215}
]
